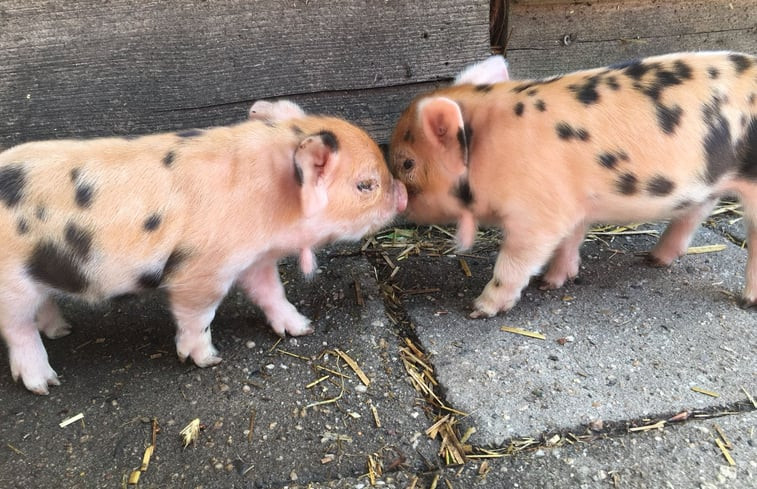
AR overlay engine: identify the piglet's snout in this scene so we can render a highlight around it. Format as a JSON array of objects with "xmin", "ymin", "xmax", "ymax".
[{"xmin": 394, "ymin": 180, "xmax": 408, "ymax": 213}]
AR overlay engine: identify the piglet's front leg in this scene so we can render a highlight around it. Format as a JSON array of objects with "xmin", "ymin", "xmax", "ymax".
[
  {"xmin": 471, "ymin": 227, "xmax": 564, "ymax": 318},
  {"xmin": 239, "ymin": 260, "xmax": 315, "ymax": 337}
]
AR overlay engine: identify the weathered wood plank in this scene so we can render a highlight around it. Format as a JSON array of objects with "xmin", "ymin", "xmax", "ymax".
[
  {"xmin": 506, "ymin": 0, "xmax": 757, "ymax": 79},
  {"xmin": 0, "ymin": 0, "xmax": 489, "ymax": 146}
]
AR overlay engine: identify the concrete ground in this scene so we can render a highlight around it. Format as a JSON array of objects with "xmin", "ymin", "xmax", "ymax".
[{"xmin": 0, "ymin": 212, "xmax": 755, "ymax": 488}]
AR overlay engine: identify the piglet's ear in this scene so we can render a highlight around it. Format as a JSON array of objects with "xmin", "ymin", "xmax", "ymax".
[
  {"xmin": 293, "ymin": 131, "xmax": 339, "ymax": 217},
  {"xmin": 418, "ymin": 96, "xmax": 467, "ymax": 177},
  {"xmin": 249, "ymin": 99, "xmax": 306, "ymax": 121},
  {"xmin": 454, "ymin": 55, "xmax": 509, "ymax": 85}
]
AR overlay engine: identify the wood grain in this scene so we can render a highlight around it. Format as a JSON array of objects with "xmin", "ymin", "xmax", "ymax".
[
  {"xmin": 506, "ymin": 0, "xmax": 757, "ymax": 79},
  {"xmin": 0, "ymin": 0, "xmax": 489, "ymax": 146}
]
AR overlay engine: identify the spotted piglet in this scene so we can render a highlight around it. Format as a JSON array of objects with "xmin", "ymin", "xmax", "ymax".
[
  {"xmin": 389, "ymin": 51, "xmax": 757, "ymax": 318},
  {"xmin": 0, "ymin": 102, "xmax": 407, "ymax": 394}
]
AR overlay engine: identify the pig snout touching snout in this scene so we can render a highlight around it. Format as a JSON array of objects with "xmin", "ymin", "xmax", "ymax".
[
  {"xmin": 0, "ymin": 99, "xmax": 405, "ymax": 394},
  {"xmin": 390, "ymin": 51, "xmax": 757, "ymax": 318}
]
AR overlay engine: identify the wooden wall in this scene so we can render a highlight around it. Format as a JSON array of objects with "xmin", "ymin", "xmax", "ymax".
[
  {"xmin": 1, "ymin": 1, "xmax": 755, "ymax": 149},
  {"xmin": 505, "ymin": 0, "xmax": 756, "ymax": 78},
  {"xmin": 0, "ymin": 0, "xmax": 489, "ymax": 147}
]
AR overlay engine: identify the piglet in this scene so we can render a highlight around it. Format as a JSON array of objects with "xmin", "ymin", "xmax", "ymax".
[
  {"xmin": 0, "ymin": 101, "xmax": 407, "ymax": 394},
  {"xmin": 389, "ymin": 51, "xmax": 757, "ymax": 317}
]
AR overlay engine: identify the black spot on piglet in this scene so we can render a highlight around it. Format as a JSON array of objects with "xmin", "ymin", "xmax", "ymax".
[
  {"xmin": 35, "ymin": 205, "xmax": 47, "ymax": 221},
  {"xmin": 64, "ymin": 223, "xmax": 93, "ymax": 260},
  {"xmin": 17, "ymin": 218, "xmax": 29, "ymax": 235},
  {"xmin": 569, "ymin": 76, "xmax": 600, "ymax": 105},
  {"xmin": 656, "ymin": 104, "xmax": 683, "ymax": 135},
  {"xmin": 162, "ymin": 151, "xmax": 176, "ymax": 167},
  {"xmin": 27, "ymin": 242, "xmax": 89, "ymax": 293},
  {"xmin": 646, "ymin": 175, "xmax": 675, "ymax": 196},
  {"xmin": 514, "ymin": 102, "xmax": 524, "ymax": 116},
  {"xmin": 177, "ymin": 129, "xmax": 203, "ymax": 138},
  {"xmin": 702, "ymin": 99, "xmax": 737, "ymax": 183},
  {"xmin": 75, "ymin": 183, "xmax": 94, "ymax": 208},
  {"xmin": 729, "ymin": 53, "xmax": 752, "ymax": 74},
  {"xmin": 143, "ymin": 213, "xmax": 162, "ymax": 232},
  {"xmin": 453, "ymin": 178, "xmax": 474, "ymax": 206},
  {"xmin": 616, "ymin": 173, "xmax": 638, "ymax": 195},
  {"xmin": 556, "ymin": 122, "xmax": 590, "ymax": 141},
  {"xmin": 138, "ymin": 270, "xmax": 163, "ymax": 289},
  {"xmin": 163, "ymin": 248, "xmax": 189, "ymax": 280},
  {"xmin": 0, "ymin": 165, "xmax": 26, "ymax": 207},
  {"xmin": 737, "ymin": 117, "xmax": 757, "ymax": 179},
  {"xmin": 598, "ymin": 153, "xmax": 618, "ymax": 169}
]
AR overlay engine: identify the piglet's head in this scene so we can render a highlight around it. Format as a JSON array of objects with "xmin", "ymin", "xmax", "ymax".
[
  {"xmin": 293, "ymin": 118, "xmax": 407, "ymax": 242},
  {"xmin": 389, "ymin": 55, "xmax": 509, "ymax": 226},
  {"xmin": 389, "ymin": 96, "xmax": 472, "ymax": 226}
]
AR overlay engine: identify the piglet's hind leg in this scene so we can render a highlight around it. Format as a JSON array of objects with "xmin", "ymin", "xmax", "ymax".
[
  {"xmin": 238, "ymin": 260, "xmax": 314, "ymax": 337},
  {"xmin": 737, "ymin": 185, "xmax": 757, "ymax": 307},
  {"xmin": 648, "ymin": 199, "xmax": 717, "ymax": 267},
  {"xmin": 540, "ymin": 223, "xmax": 586, "ymax": 290},
  {"xmin": 36, "ymin": 297, "xmax": 72, "ymax": 339}
]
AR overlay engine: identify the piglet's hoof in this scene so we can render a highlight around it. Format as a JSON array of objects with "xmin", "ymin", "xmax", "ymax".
[
  {"xmin": 12, "ymin": 362, "xmax": 60, "ymax": 395},
  {"xmin": 643, "ymin": 253, "xmax": 672, "ymax": 268},
  {"xmin": 469, "ymin": 309, "xmax": 493, "ymax": 319}
]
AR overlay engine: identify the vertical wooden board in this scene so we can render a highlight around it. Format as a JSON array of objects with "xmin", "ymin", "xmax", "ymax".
[
  {"xmin": 0, "ymin": 0, "xmax": 489, "ymax": 146},
  {"xmin": 506, "ymin": 0, "xmax": 757, "ymax": 78}
]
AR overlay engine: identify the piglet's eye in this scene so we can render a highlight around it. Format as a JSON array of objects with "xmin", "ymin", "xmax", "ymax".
[
  {"xmin": 403, "ymin": 159, "xmax": 414, "ymax": 170},
  {"xmin": 357, "ymin": 180, "xmax": 376, "ymax": 192}
]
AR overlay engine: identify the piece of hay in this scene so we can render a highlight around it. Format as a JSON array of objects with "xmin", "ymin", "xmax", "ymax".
[
  {"xmin": 713, "ymin": 423, "xmax": 732, "ymax": 449},
  {"xmin": 180, "ymin": 418, "xmax": 200, "ymax": 448},
  {"xmin": 127, "ymin": 470, "xmax": 141, "ymax": 485},
  {"xmin": 140, "ymin": 445, "xmax": 154, "ymax": 472},
  {"xmin": 715, "ymin": 438, "xmax": 735, "ymax": 466},
  {"xmin": 629, "ymin": 420, "xmax": 665, "ymax": 432},
  {"xmin": 741, "ymin": 386, "xmax": 756, "ymax": 408},
  {"xmin": 59, "ymin": 413, "xmax": 84, "ymax": 428},
  {"xmin": 334, "ymin": 349, "xmax": 370, "ymax": 386},
  {"xmin": 500, "ymin": 326, "xmax": 546, "ymax": 340},
  {"xmin": 458, "ymin": 258, "xmax": 472, "ymax": 277},
  {"xmin": 686, "ymin": 244, "xmax": 727, "ymax": 254},
  {"xmin": 691, "ymin": 386, "xmax": 719, "ymax": 398},
  {"xmin": 306, "ymin": 375, "xmax": 330, "ymax": 389},
  {"xmin": 371, "ymin": 404, "xmax": 381, "ymax": 428}
]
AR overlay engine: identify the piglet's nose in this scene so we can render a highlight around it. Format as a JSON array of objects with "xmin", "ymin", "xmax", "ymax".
[{"xmin": 394, "ymin": 180, "xmax": 408, "ymax": 213}]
